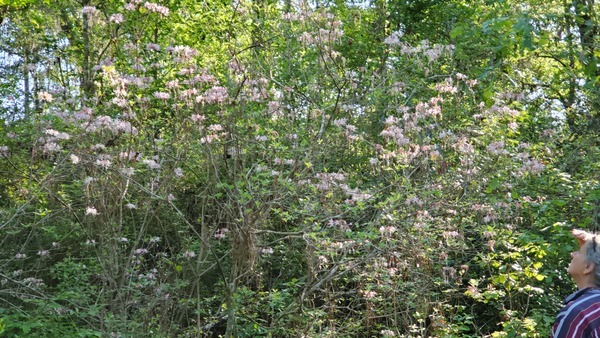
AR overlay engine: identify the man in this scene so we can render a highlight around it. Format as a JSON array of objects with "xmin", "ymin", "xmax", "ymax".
[{"xmin": 552, "ymin": 229, "xmax": 600, "ymax": 337}]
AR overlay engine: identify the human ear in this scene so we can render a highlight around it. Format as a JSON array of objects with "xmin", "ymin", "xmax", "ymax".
[{"xmin": 584, "ymin": 262, "xmax": 596, "ymax": 275}]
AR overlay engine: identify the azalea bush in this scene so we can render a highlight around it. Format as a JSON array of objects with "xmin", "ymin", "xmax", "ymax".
[{"xmin": 0, "ymin": 0, "xmax": 598, "ymax": 337}]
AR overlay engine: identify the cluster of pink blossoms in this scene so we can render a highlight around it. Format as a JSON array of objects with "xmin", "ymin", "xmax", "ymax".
[
  {"xmin": 124, "ymin": 1, "xmax": 169, "ymax": 16},
  {"xmin": 197, "ymin": 86, "xmax": 228, "ymax": 105},
  {"xmin": 143, "ymin": 2, "xmax": 169, "ymax": 16},
  {"xmin": 168, "ymin": 45, "xmax": 198, "ymax": 63},
  {"xmin": 81, "ymin": 6, "xmax": 98, "ymax": 15},
  {"xmin": 379, "ymin": 226, "xmax": 397, "ymax": 238},
  {"xmin": 109, "ymin": 13, "xmax": 124, "ymax": 24},
  {"xmin": 214, "ymin": 228, "xmax": 229, "ymax": 240},
  {"xmin": 38, "ymin": 91, "xmax": 54, "ymax": 102},
  {"xmin": 385, "ymin": 36, "xmax": 454, "ymax": 63}
]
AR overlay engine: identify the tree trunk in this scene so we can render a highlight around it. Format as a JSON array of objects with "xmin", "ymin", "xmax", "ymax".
[
  {"xmin": 575, "ymin": 0, "xmax": 597, "ymax": 75},
  {"xmin": 81, "ymin": 0, "xmax": 93, "ymax": 101},
  {"xmin": 23, "ymin": 49, "xmax": 30, "ymax": 116}
]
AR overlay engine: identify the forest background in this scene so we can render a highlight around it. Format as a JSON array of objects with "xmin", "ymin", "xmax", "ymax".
[{"xmin": 0, "ymin": 0, "xmax": 598, "ymax": 337}]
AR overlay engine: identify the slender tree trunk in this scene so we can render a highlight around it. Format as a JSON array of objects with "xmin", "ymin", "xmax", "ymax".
[
  {"xmin": 33, "ymin": 61, "xmax": 40, "ymax": 114},
  {"xmin": 23, "ymin": 49, "xmax": 30, "ymax": 116},
  {"xmin": 563, "ymin": 0, "xmax": 578, "ymax": 131},
  {"xmin": 81, "ymin": 0, "xmax": 93, "ymax": 101},
  {"xmin": 225, "ymin": 263, "xmax": 238, "ymax": 338},
  {"xmin": 575, "ymin": 0, "xmax": 597, "ymax": 75}
]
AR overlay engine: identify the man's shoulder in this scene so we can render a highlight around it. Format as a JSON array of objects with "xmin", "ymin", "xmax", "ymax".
[
  {"xmin": 566, "ymin": 288, "xmax": 600, "ymax": 304},
  {"xmin": 565, "ymin": 288, "xmax": 600, "ymax": 312},
  {"xmin": 553, "ymin": 289, "xmax": 600, "ymax": 336}
]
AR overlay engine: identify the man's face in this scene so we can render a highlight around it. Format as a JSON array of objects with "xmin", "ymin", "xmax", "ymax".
[{"xmin": 568, "ymin": 241, "xmax": 593, "ymax": 279}]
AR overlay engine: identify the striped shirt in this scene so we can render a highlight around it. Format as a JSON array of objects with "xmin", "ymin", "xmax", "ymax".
[{"xmin": 553, "ymin": 287, "xmax": 600, "ymax": 337}]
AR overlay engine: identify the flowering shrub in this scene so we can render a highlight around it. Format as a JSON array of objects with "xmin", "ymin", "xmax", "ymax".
[{"xmin": 0, "ymin": 0, "xmax": 598, "ymax": 337}]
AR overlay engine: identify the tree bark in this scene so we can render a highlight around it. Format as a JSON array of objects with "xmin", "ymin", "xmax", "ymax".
[
  {"xmin": 81, "ymin": 0, "xmax": 93, "ymax": 101},
  {"xmin": 574, "ymin": 0, "xmax": 597, "ymax": 75}
]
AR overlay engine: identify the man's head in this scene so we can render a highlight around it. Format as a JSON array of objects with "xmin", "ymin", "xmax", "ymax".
[{"xmin": 570, "ymin": 229, "xmax": 600, "ymax": 288}]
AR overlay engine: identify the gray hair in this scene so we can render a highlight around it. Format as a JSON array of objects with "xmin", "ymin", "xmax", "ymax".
[{"xmin": 585, "ymin": 236, "xmax": 600, "ymax": 287}]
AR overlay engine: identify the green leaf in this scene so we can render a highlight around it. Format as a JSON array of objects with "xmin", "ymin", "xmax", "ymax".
[
  {"xmin": 450, "ymin": 25, "xmax": 465, "ymax": 39},
  {"xmin": 486, "ymin": 178, "xmax": 500, "ymax": 193}
]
